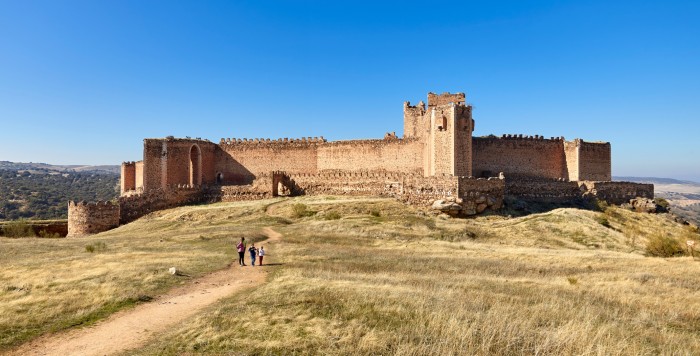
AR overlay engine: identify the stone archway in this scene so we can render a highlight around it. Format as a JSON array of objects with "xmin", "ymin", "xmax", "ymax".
[{"xmin": 189, "ymin": 144, "xmax": 202, "ymax": 186}]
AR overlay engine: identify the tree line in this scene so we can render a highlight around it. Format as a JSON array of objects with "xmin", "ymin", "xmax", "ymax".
[{"xmin": 0, "ymin": 169, "xmax": 119, "ymax": 220}]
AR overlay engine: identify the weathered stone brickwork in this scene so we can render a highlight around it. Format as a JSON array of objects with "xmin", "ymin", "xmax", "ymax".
[
  {"xmin": 67, "ymin": 201, "xmax": 120, "ymax": 237},
  {"xmin": 317, "ymin": 139, "xmax": 424, "ymax": 174},
  {"xmin": 118, "ymin": 186, "xmax": 205, "ymax": 224},
  {"xmin": 473, "ymin": 136, "xmax": 568, "ymax": 179},
  {"xmin": 579, "ymin": 181, "xmax": 654, "ymax": 205},
  {"xmin": 68, "ymin": 90, "xmax": 650, "ymax": 235}
]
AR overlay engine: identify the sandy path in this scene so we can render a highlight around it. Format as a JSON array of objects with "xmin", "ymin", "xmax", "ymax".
[{"xmin": 10, "ymin": 227, "xmax": 282, "ymax": 356}]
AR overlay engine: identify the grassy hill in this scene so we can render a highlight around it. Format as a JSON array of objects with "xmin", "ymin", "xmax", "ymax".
[{"xmin": 2, "ymin": 196, "xmax": 700, "ymax": 354}]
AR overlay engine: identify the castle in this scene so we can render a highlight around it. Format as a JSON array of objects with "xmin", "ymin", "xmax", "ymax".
[{"xmin": 67, "ymin": 92, "xmax": 653, "ymax": 236}]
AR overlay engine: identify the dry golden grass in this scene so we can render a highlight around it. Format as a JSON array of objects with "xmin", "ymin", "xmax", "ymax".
[
  {"xmin": 3, "ymin": 196, "xmax": 700, "ymax": 354},
  {"xmin": 128, "ymin": 197, "xmax": 700, "ymax": 355},
  {"xmin": 0, "ymin": 200, "xmax": 280, "ymax": 350}
]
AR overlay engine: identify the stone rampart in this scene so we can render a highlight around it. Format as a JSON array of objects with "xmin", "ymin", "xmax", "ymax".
[
  {"xmin": 317, "ymin": 138, "xmax": 424, "ymax": 174},
  {"xmin": 117, "ymin": 185, "xmax": 205, "ymax": 224},
  {"xmin": 579, "ymin": 181, "xmax": 654, "ymax": 205},
  {"xmin": 67, "ymin": 201, "xmax": 120, "ymax": 237},
  {"xmin": 505, "ymin": 177, "xmax": 654, "ymax": 204},
  {"xmin": 578, "ymin": 141, "xmax": 612, "ymax": 181},
  {"xmin": 506, "ymin": 178, "xmax": 582, "ymax": 200},
  {"xmin": 473, "ymin": 135, "xmax": 568, "ymax": 180},
  {"xmin": 217, "ymin": 137, "xmax": 322, "ymax": 184},
  {"xmin": 458, "ymin": 177, "xmax": 505, "ymax": 214}
]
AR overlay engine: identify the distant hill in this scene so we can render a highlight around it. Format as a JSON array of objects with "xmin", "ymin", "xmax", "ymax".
[
  {"xmin": 614, "ymin": 176, "xmax": 700, "ymax": 226},
  {"xmin": 0, "ymin": 161, "xmax": 119, "ymax": 220},
  {"xmin": 0, "ymin": 161, "xmax": 120, "ymax": 175},
  {"xmin": 614, "ymin": 176, "xmax": 700, "ymax": 186}
]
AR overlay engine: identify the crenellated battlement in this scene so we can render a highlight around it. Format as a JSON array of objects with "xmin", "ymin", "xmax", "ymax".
[
  {"xmin": 219, "ymin": 136, "xmax": 327, "ymax": 145},
  {"xmin": 476, "ymin": 134, "xmax": 566, "ymax": 142},
  {"xmin": 427, "ymin": 92, "xmax": 466, "ymax": 107}
]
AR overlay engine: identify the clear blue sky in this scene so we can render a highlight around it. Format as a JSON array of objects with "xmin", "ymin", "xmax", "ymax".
[{"xmin": 0, "ymin": 1, "xmax": 698, "ymax": 181}]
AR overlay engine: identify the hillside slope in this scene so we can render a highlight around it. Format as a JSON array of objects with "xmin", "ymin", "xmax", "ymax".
[{"xmin": 2, "ymin": 197, "xmax": 700, "ymax": 355}]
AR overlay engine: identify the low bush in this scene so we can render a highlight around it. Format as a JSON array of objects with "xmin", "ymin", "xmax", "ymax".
[
  {"xmin": 324, "ymin": 211, "xmax": 341, "ymax": 220},
  {"xmin": 645, "ymin": 233, "xmax": 684, "ymax": 257},
  {"xmin": 291, "ymin": 204, "xmax": 316, "ymax": 218},
  {"xmin": 1, "ymin": 219, "xmax": 36, "ymax": 238},
  {"xmin": 85, "ymin": 241, "xmax": 107, "ymax": 253},
  {"xmin": 595, "ymin": 215, "xmax": 611, "ymax": 228}
]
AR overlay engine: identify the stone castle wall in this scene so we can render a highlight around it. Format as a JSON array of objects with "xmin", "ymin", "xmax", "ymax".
[
  {"xmin": 579, "ymin": 181, "xmax": 654, "ymax": 204},
  {"xmin": 67, "ymin": 90, "xmax": 645, "ymax": 236},
  {"xmin": 473, "ymin": 136, "xmax": 568, "ymax": 179},
  {"xmin": 506, "ymin": 177, "xmax": 654, "ymax": 203},
  {"xmin": 118, "ymin": 186, "xmax": 206, "ymax": 224},
  {"xmin": 141, "ymin": 138, "xmax": 218, "ymax": 191},
  {"xmin": 217, "ymin": 138, "xmax": 323, "ymax": 184},
  {"xmin": 578, "ymin": 141, "xmax": 611, "ymax": 181},
  {"xmin": 67, "ymin": 201, "xmax": 120, "ymax": 237},
  {"xmin": 317, "ymin": 138, "xmax": 424, "ymax": 174}
]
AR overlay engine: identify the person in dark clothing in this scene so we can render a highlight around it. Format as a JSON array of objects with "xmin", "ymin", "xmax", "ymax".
[
  {"xmin": 236, "ymin": 237, "xmax": 246, "ymax": 266},
  {"xmin": 249, "ymin": 243, "xmax": 258, "ymax": 266}
]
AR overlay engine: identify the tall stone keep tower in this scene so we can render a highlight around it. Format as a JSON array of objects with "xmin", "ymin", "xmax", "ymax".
[
  {"xmin": 426, "ymin": 92, "xmax": 474, "ymax": 177},
  {"xmin": 404, "ymin": 92, "xmax": 474, "ymax": 177}
]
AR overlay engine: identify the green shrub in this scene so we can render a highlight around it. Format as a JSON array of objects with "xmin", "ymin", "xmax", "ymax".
[
  {"xmin": 1, "ymin": 219, "xmax": 36, "ymax": 238},
  {"xmin": 291, "ymin": 203, "xmax": 316, "ymax": 218},
  {"xmin": 38, "ymin": 230, "xmax": 61, "ymax": 238},
  {"xmin": 369, "ymin": 209, "xmax": 381, "ymax": 217},
  {"xmin": 85, "ymin": 241, "xmax": 107, "ymax": 253},
  {"xmin": 325, "ymin": 211, "xmax": 341, "ymax": 220},
  {"xmin": 595, "ymin": 200, "xmax": 610, "ymax": 212},
  {"xmin": 595, "ymin": 215, "xmax": 611, "ymax": 228},
  {"xmin": 645, "ymin": 234, "xmax": 684, "ymax": 257}
]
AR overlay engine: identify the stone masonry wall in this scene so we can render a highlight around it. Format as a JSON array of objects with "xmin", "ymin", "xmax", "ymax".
[
  {"xmin": 472, "ymin": 135, "xmax": 568, "ymax": 179},
  {"xmin": 579, "ymin": 181, "xmax": 654, "ymax": 205},
  {"xmin": 506, "ymin": 178, "xmax": 583, "ymax": 201},
  {"xmin": 217, "ymin": 138, "xmax": 322, "ymax": 185},
  {"xmin": 121, "ymin": 162, "xmax": 136, "ymax": 194},
  {"xmin": 458, "ymin": 177, "xmax": 505, "ymax": 214},
  {"xmin": 141, "ymin": 138, "xmax": 217, "ymax": 191},
  {"xmin": 428, "ymin": 105, "xmax": 455, "ymax": 176},
  {"xmin": 163, "ymin": 140, "xmax": 217, "ymax": 187},
  {"xmin": 428, "ymin": 92, "xmax": 466, "ymax": 107},
  {"xmin": 118, "ymin": 186, "xmax": 205, "ymax": 224},
  {"xmin": 506, "ymin": 178, "xmax": 653, "ymax": 204},
  {"xmin": 403, "ymin": 102, "xmax": 427, "ymax": 139},
  {"xmin": 317, "ymin": 138, "xmax": 424, "ymax": 174},
  {"xmin": 67, "ymin": 201, "xmax": 120, "ymax": 237},
  {"xmin": 564, "ymin": 140, "xmax": 580, "ymax": 181},
  {"xmin": 578, "ymin": 141, "xmax": 612, "ymax": 181},
  {"xmin": 135, "ymin": 161, "xmax": 144, "ymax": 190}
]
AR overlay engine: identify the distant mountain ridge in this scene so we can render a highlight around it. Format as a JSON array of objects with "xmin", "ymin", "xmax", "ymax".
[
  {"xmin": 614, "ymin": 176, "xmax": 700, "ymax": 186},
  {"xmin": 0, "ymin": 161, "xmax": 120, "ymax": 175}
]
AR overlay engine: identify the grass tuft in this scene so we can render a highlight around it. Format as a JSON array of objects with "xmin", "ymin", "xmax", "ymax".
[
  {"xmin": 645, "ymin": 233, "xmax": 685, "ymax": 257},
  {"xmin": 1, "ymin": 219, "xmax": 36, "ymax": 238},
  {"xmin": 291, "ymin": 203, "xmax": 316, "ymax": 218}
]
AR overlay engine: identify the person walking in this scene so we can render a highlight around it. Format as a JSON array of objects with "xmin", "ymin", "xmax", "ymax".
[
  {"xmin": 249, "ymin": 243, "xmax": 258, "ymax": 266},
  {"xmin": 236, "ymin": 237, "xmax": 246, "ymax": 266},
  {"xmin": 258, "ymin": 245, "xmax": 265, "ymax": 266}
]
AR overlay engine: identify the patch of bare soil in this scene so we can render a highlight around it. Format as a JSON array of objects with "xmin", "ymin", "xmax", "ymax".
[{"xmin": 9, "ymin": 227, "xmax": 282, "ymax": 356}]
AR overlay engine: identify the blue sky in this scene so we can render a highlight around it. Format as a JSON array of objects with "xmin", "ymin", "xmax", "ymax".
[{"xmin": 0, "ymin": 1, "xmax": 698, "ymax": 181}]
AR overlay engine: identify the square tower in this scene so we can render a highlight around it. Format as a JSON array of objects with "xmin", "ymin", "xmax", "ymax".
[{"xmin": 404, "ymin": 92, "xmax": 474, "ymax": 177}]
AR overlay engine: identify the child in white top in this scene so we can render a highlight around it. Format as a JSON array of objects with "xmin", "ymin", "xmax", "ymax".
[{"xmin": 259, "ymin": 245, "xmax": 265, "ymax": 266}]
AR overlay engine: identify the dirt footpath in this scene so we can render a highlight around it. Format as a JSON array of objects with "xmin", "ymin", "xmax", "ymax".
[{"xmin": 10, "ymin": 227, "xmax": 282, "ymax": 356}]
